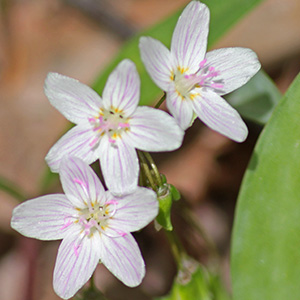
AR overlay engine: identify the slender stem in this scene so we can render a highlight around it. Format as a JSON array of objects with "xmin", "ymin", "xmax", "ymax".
[
  {"xmin": 164, "ymin": 230, "xmax": 184, "ymax": 268},
  {"xmin": 0, "ymin": 176, "xmax": 27, "ymax": 202},
  {"xmin": 138, "ymin": 151, "xmax": 157, "ymax": 191},
  {"xmin": 143, "ymin": 152, "xmax": 162, "ymax": 187},
  {"xmin": 154, "ymin": 93, "xmax": 166, "ymax": 109}
]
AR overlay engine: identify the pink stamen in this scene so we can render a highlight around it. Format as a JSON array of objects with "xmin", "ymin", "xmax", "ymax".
[
  {"xmin": 112, "ymin": 229, "xmax": 127, "ymax": 237},
  {"xmin": 73, "ymin": 178, "xmax": 86, "ymax": 187},
  {"xmin": 88, "ymin": 117, "xmax": 96, "ymax": 122},
  {"xmin": 60, "ymin": 218, "xmax": 72, "ymax": 230},
  {"xmin": 211, "ymin": 83, "xmax": 224, "ymax": 89},
  {"xmin": 93, "ymin": 125, "xmax": 102, "ymax": 132},
  {"xmin": 89, "ymin": 137, "xmax": 98, "ymax": 147},
  {"xmin": 106, "ymin": 200, "xmax": 119, "ymax": 205},
  {"xmin": 109, "ymin": 138, "xmax": 116, "ymax": 144},
  {"xmin": 118, "ymin": 122, "xmax": 129, "ymax": 128},
  {"xmin": 199, "ymin": 59, "xmax": 207, "ymax": 68}
]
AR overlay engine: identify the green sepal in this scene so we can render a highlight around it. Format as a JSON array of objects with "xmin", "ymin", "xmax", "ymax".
[
  {"xmin": 170, "ymin": 184, "xmax": 181, "ymax": 201},
  {"xmin": 160, "ymin": 173, "xmax": 167, "ymax": 184},
  {"xmin": 156, "ymin": 184, "xmax": 173, "ymax": 231}
]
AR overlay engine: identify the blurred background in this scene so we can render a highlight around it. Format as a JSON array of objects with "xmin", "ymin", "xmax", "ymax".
[{"xmin": 0, "ymin": 0, "xmax": 300, "ymax": 299}]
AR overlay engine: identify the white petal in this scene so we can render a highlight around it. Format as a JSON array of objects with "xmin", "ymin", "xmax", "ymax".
[
  {"xmin": 125, "ymin": 106, "xmax": 184, "ymax": 152},
  {"xmin": 11, "ymin": 195, "xmax": 74, "ymax": 240},
  {"xmin": 105, "ymin": 187, "xmax": 158, "ymax": 235},
  {"xmin": 166, "ymin": 84, "xmax": 194, "ymax": 130},
  {"xmin": 45, "ymin": 73, "xmax": 102, "ymax": 124},
  {"xmin": 101, "ymin": 233, "xmax": 145, "ymax": 287},
  {"xmin": 205, "ymin": 47, "xmax": 261, "ymax": 95},
  {"xmin": 102, "ymin": 60, "xmax": 140, "ymax": 117},
  {"xmin": 139, "ymin": 37, "xmax": 173, "ymax": 91},
  {"xmin": 53, "ymin": 231, "xmax": 102, "ymax": 299},
  {"xmin": 171, "ymin": 1, "xmax": 209, "ymax": 73},
  {"xmin": 59, "ymin": 157, "xmax": 106, "ymax": 208},
  {"xmin": 99, "ymin": 136, "xmax": 139, "ymax": 196},
  {"xmin": 192, "ymin": 90, "xmax": 248, "ymax": 142},
  {"xmin": 45, "ymin": 123, "xmax": 99, "ymax": 173}
]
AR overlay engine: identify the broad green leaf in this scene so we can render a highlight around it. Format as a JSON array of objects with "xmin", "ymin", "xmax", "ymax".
[
  {"xmin": 93, "ymin": 0, "xmax": 263, "ymax": 106},
  {"xmin": 226, "ymin": 70, "xmax": 282, "ymax": 124},
  {"xmin": 231, "ymin": 72, "xmax": 300, "ymax": 300}
]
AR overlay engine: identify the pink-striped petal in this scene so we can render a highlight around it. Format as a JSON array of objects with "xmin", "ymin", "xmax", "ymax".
[
  {"xmin": 101, "ymin": 233, "xmax": 145, "ymax": 287},
  {"xmin": 139, "ymin": 37, "xmax": 173, "ymax": 91},
  {"xmin": 11, "ymin": 195, "xmax": 74, "ymax": 240},
  {"xmin": 45, "ymin": 73, "xmax": 102, "ymax": 124},
  {"xmin": 192, "ymin": 90, "xmax": 248, "ymax": 142},
  {"xmin": 205, "ymin": 47, "xmax": 261, "ymax": 95},
  {"xmin": 53, "ymin": 231, "xmax": 102, "ymax": 299},
  {"xmin": 59, "ymin": 157, "xmax": 106, "ymax": 208},
  {"xmin": 99, "ymin": 136, "xmax": 139, "ymax": 196},
  {"xmin": 102, "ymin": 60, "xmax": 140, "ymax": 117},
  {"xmin": 45, "ymin": 123, "xmax": 99, "ymax": 173},
  {"xmin": 166, "ymin": 83, "xmax": 194, "ymax": 130},
  {"xmin": 125, "ymin": 106, "xmax": 184, "ymax": 152},
  {"xmin": 171, "ymin": 1, "xmax": 209, "ymax": 73},
  {"xmin": 104, "ymin": 187, "xmax": 158, "ymax": 235}
]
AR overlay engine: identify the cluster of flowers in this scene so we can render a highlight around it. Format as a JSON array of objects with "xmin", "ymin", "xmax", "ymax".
[{"xmin": 10, "ymin": 1, "xmax": 260, "ymax": 299}]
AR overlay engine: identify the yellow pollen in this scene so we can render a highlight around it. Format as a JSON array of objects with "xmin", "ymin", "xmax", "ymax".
[
  {"xmin": 190, "ymin": 93, "xmax": 200, "ymax": 101},
  {"xmin": 177, "ymin": 66, "xmax": 188, "ymax": 74}
]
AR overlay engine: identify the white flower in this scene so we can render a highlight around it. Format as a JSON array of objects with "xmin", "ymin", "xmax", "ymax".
[
  {"xmin": 139, "ymin": 1, "xmax": 261, "ymax": 142},
  {"xmin": 11, "ymin": 157, "xmax": 158, "ymax": 299},
  {"xmin": 45, "ymin": 59, "xmax": 184, "ymax": 195}
]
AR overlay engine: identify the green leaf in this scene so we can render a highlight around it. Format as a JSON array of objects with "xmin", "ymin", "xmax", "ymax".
[
  {"xmin": 92, "ymin": 0, "xmax": 263, "ymax": 106},
  {"xmin": 231, "ymin": 72, "xmax": 300, "ymax": 300},
  {"xmin": 226, "ymin": 70, "xmax": 282, "ymax": 125},
  {"xmin": 156, "ymin": 259, "xmax": 230, "ymax": 300}
]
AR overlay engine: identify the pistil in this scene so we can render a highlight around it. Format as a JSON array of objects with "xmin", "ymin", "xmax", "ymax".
[{"xmin": 88, "ymin": 107, "xmax": 130, "ymax": 146}]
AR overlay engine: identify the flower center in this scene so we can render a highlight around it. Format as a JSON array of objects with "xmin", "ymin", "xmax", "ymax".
[
  {"xmin": 173, "ymin": 59, "xmax": 224, "ymax": 99},
  {"xmin": 77, "ymin": 200, "xmax": 118, "ymax": 237},
  {"xmin": 88, "ymin": 107, "xmax": 130, "ymax": 147}
]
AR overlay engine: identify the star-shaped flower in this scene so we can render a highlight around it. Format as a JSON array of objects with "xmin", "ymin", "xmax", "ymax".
[
  {"xmin": 45, "ymin": 59, "xmax": 184, "ymax": 195},
  {"xmin": 139, "ymin": 1, "xmax": 261, "ymax": 142},
  {"xmin": 11, "ymin": 157, "xmax": 158, "ymax": 299}
]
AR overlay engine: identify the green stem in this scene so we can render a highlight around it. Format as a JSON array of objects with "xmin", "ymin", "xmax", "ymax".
[
  {"xmin": 0, "ymin": 176, "xmax": 27, "ymax": 202},
  {"xmin": 165, "ymin": 230, "xmax": 184, "ymax": 268},
  {"xmin": 138, "ymin": 151, "xmax": 157, "ymax": 191},
  {"xmin": 143, "ymin": 152, "xmax": 162, "ymax": 187},
  {"xmin": 154, "ymin": 93, "xmax": 166, "ymax": 109}
]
